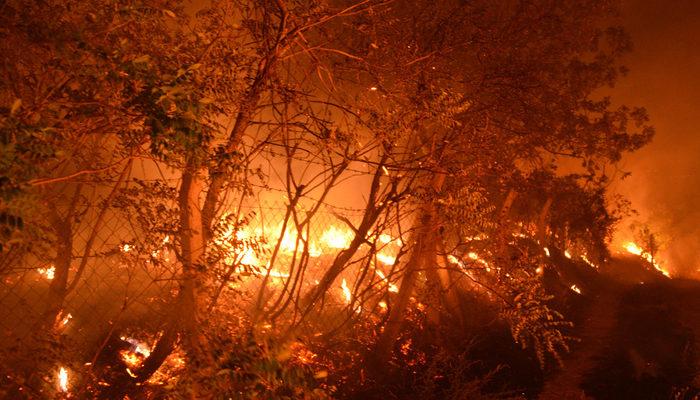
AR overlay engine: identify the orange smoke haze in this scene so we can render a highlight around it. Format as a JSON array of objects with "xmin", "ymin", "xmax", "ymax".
[{"xmin": 611, "ymin": 0, "xmax": 700, "ymax": 276}]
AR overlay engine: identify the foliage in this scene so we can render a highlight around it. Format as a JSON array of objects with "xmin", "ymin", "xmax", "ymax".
[
  {"xmin": 501, "ymin": 270, "xmax": 575, "ymax": 367},
  {"xmin": 167, "ymin": 324, "xmax": 334, "ymax": 399},
  {"xmin": 0, "ymin": 0, "xmax": 660, "ymax": 397}
]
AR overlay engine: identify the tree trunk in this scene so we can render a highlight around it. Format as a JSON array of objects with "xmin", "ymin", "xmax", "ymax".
[
  {"xmin": 372, "ymin": 171, "xmax": 445, "ymax": 364},
  {"xmin": 537, "ymin": 197, "xmax": 553, "ymax": 245},
  {"xmin": 41, "ymin": 209, "xmax": 72, "ymax": 330},
  {"xmin": 110, "ymin": 162, "xmax": 212, "ymax": 394}
]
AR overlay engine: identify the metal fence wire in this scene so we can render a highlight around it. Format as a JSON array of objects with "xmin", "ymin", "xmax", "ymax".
[{"xmin": 0, "ymin": 197, "xmax": 398, "ymax": 354}]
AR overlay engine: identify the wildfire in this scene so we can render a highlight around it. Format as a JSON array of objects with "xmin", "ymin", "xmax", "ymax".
[
  {"xmin": 375, "ymin": 270, "xmax": 399, "ymax": 293},
  {"xmin": 581, "ymin": 254, "xmax": 598, "ymax": 269},
  {"xmin": 622, "ymin": 241, "xmax": 670, "ymax": 277},
  {"xmin": 120, "ymin": 336, "xmax": 152, "ymax": 368},
  {"xmin": 57, "ymin": 312, "xmax": 72, "ymax": 328},
  {"xmin": 379, "ymin": 233, "xmax": 392, "ymax": 244},
  {"xmin": 467, "ymin": 252, "xmax": 491, "ymax": 272},
  {"xmin": 376, "ymin": 252, "xmax": 396, "ymax": 265},
  {"xmin": 321, "ymin": 226, "xmax": 353, "ymax": 249},
  {"xmin": 340, "ymin": 278, "xmax": 361, "ymax": 313},
  {"xmin": 623, "ymin": 242, "xmax": 643, "ymax": 255},
  {"xmin": 37, "ymin": 265, "xmax": 55, "ymax": 280},
  {"xmin": 58, "ymin": 367, "xmax": 68, "ymax": 392},
  {"xmin": 341, "ymin": 278, "xmax": 352, "ymax": 304}
]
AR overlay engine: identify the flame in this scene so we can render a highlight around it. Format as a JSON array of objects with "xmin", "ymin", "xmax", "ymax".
[
  {"xmin": 58, "ymin": 367, "xmax": 68, "ymax": 392},
  {"xmin": 321, "ymin": 226, "xmax": 353, "ymax": 249},
  {"xmin": 378, "ymin": 301, "xmax": 388, "ymax": 309},
  {"xmin": 467, "ymin": 252, "xmax": 491, "ymax": 272},
  {"xmin": 624, "ymin": 242, "xmax": 643, "ymax": 255},
  {"xmin": 379, "ymin": 233, "xmax": 393, "ymax": 244},
  {"xmin": 341, "ymin": 278, "xmax": 352, "ymax": 304},
  {"xmin": 120, "ymin": 336, "xmax": 152, "ymax": 368},
  {"xmin": 447, "ymin": 254, "xmax": 463, "ymax": 267},
  {"xmin": 564, "ymin": 250, "xmax": 572, "ymax": 259},
  {"xmin": 543, "ymin": 247, "xmax": 550, "ymax": 257},
  {"xmin": 260, "ymin": 267, "xmax": 290, "ymax": 279},
  {"xmin": 340, "ymin": 278, "xmax": 361, "ymax": 313},
  {"xmin": 60, "ymin": 313, "xmax": 72, "ymax": 327},
  {"xmin": 623, "ymin": 241, "xmax": 670, "ymax": 277},
  {"xmin": 239, "ymin": 247, "xmax": 260, "ymax": 266},
  {"xmin": 121, "ymin": 243, "xmax": 133, "ymax": 253},
  {"xmin": 581, "ymin": 254, "xmax": 598, "ymax": 269},
  {"xmin": 570, "ymin": 284, "xmax": 582, "ymax": 294},
  {"xmin": 37, "ymin": 265, "xmax": 55, "ymax": 280},
  {"xmin": 376, "ymin": 270, "xmax": 399, "ymax": 293},
  {"xmin": 376, "ymin": 252, "xmax": 396, "ymax": 265}
]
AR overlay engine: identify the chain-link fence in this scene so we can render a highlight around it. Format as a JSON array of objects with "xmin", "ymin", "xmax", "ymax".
[{"xmin": 0, "ymin": 196, "xmax": 403, "ymax": 355}]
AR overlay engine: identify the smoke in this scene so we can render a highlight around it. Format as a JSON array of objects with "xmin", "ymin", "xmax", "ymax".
[{"xmin": 611, "ymin": 0, "xmax": 700, "ymax": 276}]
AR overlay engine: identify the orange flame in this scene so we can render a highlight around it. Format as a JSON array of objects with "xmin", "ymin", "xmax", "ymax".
[
  {"xmin": 623, "ymin": 241, "xmax": 670, "ymax": 277},
  {"xmin": 321, "ymin": 226, "xmax": 353, "ymax": 249},
  {"xmin": 37, "ymin": 265, "xmax": 55, "ymax": 280},
  {"xmin": 341, "ymin": 278, "xmax": 352, "ymax": 304}
]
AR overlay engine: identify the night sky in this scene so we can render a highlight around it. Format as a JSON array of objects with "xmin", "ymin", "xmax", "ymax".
[{"xmin": 612, "ymin": 0, "xmax": 700, "ymax": 275}]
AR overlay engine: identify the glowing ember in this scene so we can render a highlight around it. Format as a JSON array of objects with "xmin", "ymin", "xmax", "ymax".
[
  {"xmin": 378, "ymin": 301, "xmax": 388, "ymax": 309},
  {"xmin": 467, "ymin": 252, "xmax": 491, "ymax": 272},
  {"xmin": 581, "ymin": 254, "xmax": 598, "ymax": 269},
  {"xmin": 543, "ymin": 247, "xmax": 550, "ymax": 257},
  {"xmin": 37, "ymin": 265, "xmax": 55, "ymax": 280},
  {"xmin": 120, "ymin": 336, "xmax": 152, "ymax": 368},
  {"xmin": 321, "ymin": 226, "xmax": 353, "ymax": 249},
  {"xmin": 121, "ymin": 243, "xmax": 133, "ymax": 253},
  {"xmin": 570, "ymin": 284, "xmax": 582, "ymax": 294},
  {"xmin": 58, "ymin": 367, "xmax": 68, "ymax": 392},
  {"xmin": 60, "ymin": 313, "xmax": 72, "ymax": 327},
  {"xmin": 564, "ymin": 250, "xmax": 572, "ymax": 259},
  {"xmin": 536, "ymin": 266, "xmax": 544, "ymax": 275}
]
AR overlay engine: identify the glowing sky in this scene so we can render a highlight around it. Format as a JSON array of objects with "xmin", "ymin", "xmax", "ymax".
[{"xmin": 612, "ymin": 0, "xmax": 700, "ymax": 275}]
